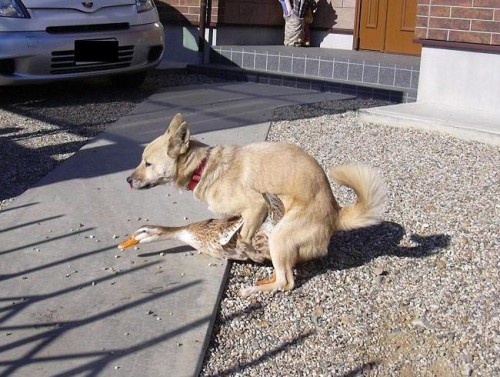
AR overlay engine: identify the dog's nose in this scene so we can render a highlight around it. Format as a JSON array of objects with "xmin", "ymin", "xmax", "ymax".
[{"xmin": 126, "ymin": 176, "xmax": 132, "ymax": 185}]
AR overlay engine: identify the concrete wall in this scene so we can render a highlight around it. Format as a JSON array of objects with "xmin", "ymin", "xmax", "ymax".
[
  {"xmin": 162, "ymin": 24, "xmax": 202, "ymax": 64},
  {"xmin": 213, "ymin": 25, "xmax": 353, "ymax": 49},
  {"xmin": 417, "ymin": 47, "xmax": 500, "ymax": 115},
  {"xmin": 317, "ymin": 31, "xmax": 353, "ymax": 49},
  {"xmin": 213, "ymin": 26, "xmax": 284, "ymax": 45}
]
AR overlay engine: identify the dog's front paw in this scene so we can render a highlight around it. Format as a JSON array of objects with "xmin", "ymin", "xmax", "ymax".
[{"xmin": 239, "ymin": 285, "xmax": 258, "ymax": 298}]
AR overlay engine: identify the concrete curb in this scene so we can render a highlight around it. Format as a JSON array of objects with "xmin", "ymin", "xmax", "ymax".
[{"xmin": 359, "ymin": 103, "xmax": 500, "ymax": 146}]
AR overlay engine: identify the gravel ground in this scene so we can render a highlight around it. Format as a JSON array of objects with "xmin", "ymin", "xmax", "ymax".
[
  {"xmin": 200, "ymin": 108, "xmax": 500, "ymax": 376},
  {"xmin": 1, "ymin": 72, "xmax": 499, "ymax": 376}
]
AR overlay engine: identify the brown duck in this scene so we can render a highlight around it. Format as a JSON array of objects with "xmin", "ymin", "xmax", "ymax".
[{"xmin": 118, "ymin": 194, "xmax": 284, "ymax": 263}]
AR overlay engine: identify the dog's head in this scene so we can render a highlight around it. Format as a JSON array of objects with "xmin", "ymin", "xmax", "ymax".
[{"xmin": 126, "ymin": 113, "xmax": 190, "ymax": 189}]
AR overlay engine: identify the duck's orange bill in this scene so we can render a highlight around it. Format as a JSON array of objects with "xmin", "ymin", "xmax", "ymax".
[{"xmin": 118, "ymin": 236, "xmax": 139, "ymax": 250}]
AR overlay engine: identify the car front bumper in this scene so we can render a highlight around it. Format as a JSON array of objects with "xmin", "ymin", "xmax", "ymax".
[{"xmin": 0, "ymin": 22, "xmax": 164, "ymax": 85}]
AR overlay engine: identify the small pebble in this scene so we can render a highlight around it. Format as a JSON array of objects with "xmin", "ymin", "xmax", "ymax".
[{"xmin": 374, "ymin": 267, "xmax": 388, "ymax": 276}]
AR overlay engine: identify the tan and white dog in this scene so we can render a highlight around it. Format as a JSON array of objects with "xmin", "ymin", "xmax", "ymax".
[{"xmin": 126, "ymin": 113, "xmax": 387, "ymax": 297}]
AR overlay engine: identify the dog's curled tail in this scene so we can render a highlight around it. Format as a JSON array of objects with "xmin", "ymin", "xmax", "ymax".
[{"xmin": 329, "ymin": 164, "xmax": 387, "ymax": 231}]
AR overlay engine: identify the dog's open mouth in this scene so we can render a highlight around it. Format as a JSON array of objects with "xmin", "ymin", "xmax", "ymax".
[{"xmin": 118, "ymin": 236, "xmax": 139, "ymax": 250}]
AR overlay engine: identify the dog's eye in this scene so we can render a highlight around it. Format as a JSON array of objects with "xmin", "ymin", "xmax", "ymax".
[{"xmin": 145, "ymin": 162, "xmax": 151, "ymax": 167}]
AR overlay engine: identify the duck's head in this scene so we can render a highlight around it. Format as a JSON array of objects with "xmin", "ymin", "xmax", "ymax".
[{"xmin": 118, "ymin": 226, "xmax": 164, "ymax": 250}]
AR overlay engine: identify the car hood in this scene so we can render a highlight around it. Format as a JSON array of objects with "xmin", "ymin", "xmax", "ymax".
[
  {"xmin": 1, "ymin": 0, "xmax": 159, "ymax": 32},
  {"xmin": 22, "ymin": 0, "xmax": 136, "ymax": 12}
]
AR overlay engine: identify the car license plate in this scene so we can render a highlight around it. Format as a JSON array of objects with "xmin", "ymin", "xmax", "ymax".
[{"xmin": 74, "ymin": 40, "xmax": 119, "ymax": 63}]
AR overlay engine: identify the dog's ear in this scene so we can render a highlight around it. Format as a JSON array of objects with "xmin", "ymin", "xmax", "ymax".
[
  {"xmin": 166, "ymin": 113, "xmax": 190, "ymax": 157},
  {"xmin": 166, "ymin": 113, "xmax": 184, "ymax": 134}
]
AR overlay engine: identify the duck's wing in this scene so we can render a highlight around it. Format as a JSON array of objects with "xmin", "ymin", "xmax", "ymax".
[
  {"xmin": 219, "ymin": 217, "xmax": 244, "ymax": 246},
  {"xmin": 263, "ymin": 193, "xmax": 285, "ymax": 224}
]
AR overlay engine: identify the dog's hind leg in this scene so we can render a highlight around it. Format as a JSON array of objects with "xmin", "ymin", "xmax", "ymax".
[
  {"xmin": 240, "ymin": 220, "xmax": 298, "ymax": 298},
  {"xmin": 240, "ymin": 259, "xmax": 294, "ymax": 297}
]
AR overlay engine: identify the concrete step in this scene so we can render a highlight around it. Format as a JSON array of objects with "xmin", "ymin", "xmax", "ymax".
[
  {"xmin": 202, "ymin": 45, "xmax": 420, "ymax": 103},
  {"xmin": 359, "ymin": 102, "xmax": 500, "ymax": 146}
]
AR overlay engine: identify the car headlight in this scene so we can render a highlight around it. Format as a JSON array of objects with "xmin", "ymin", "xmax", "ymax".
[
  {"xmin": 136, "ymin": 0, "xmax": 155, "ymax": 13},
  {"xmin": 0, "ymin": 0, "xmax": 30, "ymax": 18}
]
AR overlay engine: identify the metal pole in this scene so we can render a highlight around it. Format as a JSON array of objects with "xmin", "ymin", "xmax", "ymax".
[{"xmin": 199, "ymin": 0, "xmax": 208, "ymax": 55}]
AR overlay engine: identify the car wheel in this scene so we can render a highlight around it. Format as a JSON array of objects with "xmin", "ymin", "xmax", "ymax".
[{"xmin": 109, "ymin": 71, "xmax": 148, "ymax": 89}]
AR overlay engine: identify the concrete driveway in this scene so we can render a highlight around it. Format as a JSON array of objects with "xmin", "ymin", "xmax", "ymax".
[{"xmin": 0, "ymin": 81, "xmax": 349, "ymax": 376}]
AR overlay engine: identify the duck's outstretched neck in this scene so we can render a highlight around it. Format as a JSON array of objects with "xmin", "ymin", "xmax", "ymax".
[
  {"xmin": 149, "ymin": 225, "xmax": 184, "ymax": 240},
  {"xmin": 152, "ymin": 225, "xmax": 201, "ymax": 249},
  {"xmin": 119, "ymin": 224, "xmax": 196, "ymax": 250}
]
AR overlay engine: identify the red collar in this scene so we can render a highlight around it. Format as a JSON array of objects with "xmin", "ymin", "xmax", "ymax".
[{"xmin": 186, "ymin": 158, "xmax": 207, "ymax": 191}]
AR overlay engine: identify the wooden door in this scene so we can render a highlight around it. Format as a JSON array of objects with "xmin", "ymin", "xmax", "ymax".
[
  {"xmin": 358, "ymin": 0, "xmax": 421, "ymax": 55},
  {"xmin": 359, "ymin": 0, "xmax": 388, "ymax": 52}
]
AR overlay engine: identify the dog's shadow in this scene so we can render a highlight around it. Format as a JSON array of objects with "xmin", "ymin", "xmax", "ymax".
[{"xmin": 294, "ymin": 221, "xmax": 451, "ymax": 286}]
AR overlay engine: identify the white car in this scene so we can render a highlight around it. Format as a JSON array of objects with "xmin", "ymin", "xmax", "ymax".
[{"xmin": 0, "ymin": 0, "xmax": 164, "ymax": 87}]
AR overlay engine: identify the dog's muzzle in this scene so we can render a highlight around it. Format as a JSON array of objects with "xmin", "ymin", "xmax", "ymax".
[{"xmin": 126, "ymin": 176, "xmax": 156, "ymax": 190}]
